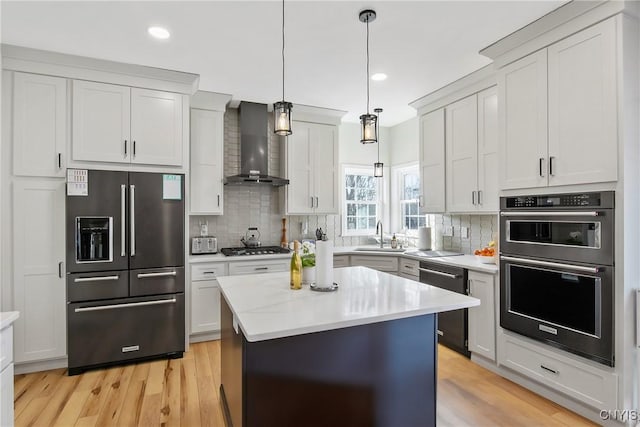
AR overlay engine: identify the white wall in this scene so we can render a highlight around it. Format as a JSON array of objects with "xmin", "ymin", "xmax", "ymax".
[{"xmin": 339, "ymin": 122, "xmax": 390, "ymax": 166}]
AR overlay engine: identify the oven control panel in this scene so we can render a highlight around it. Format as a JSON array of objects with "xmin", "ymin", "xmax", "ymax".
[{"xmin": 503, "ymin": 192, "xmax": 612, "ymax": 209}]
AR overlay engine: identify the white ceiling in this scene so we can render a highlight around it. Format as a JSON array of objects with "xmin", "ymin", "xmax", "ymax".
[{"xmin": 1, "ymin": 1, "xmax": 565, "ymax": 126}]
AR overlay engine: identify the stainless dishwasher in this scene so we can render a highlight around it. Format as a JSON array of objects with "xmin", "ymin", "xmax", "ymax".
[{"xmin": 419, "ymin": 261, "xmax": 470, "ymax": 357}]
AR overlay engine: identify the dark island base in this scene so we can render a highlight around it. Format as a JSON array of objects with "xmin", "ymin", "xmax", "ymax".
[{"xmin": 220, "ymin": 297, "xmax": 438, "ymax": 427}]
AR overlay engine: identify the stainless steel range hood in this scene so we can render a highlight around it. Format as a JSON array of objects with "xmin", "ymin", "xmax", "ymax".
[{"xmin": 224, "ymin": 101, "xmax": 289, "ymax": 186}]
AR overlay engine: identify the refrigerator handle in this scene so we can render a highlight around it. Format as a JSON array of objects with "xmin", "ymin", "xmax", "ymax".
[
  {"xmin": 130, "ymin": 184, "xmax": 136, "ymax": 257},
  {"xmin": 121, "ymin": 185, "xmax": 127, "ymax": 257}
]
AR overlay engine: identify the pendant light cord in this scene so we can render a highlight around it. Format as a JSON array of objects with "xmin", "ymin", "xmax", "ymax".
[
  {"xmin": 366, "ymin": 18, "xmax": 370, "ymax": 115},
  {"xmin": 282, "ymin": 0, "xmax": 285, "ymax": 102}
]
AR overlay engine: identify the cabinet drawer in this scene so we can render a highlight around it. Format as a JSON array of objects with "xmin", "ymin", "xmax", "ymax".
[
  {"xmin": 499, "ymin": 332, "xmax": 617, "ymax": 409},
  {"xmin": 0, "ymin": 325, "xmax": 13, "ymax": 372},
  {"xmin": 333, "ymin": 255, "xmax": 349, "ymax": 268},
  {"xmin": 130, "ymin": 267, "xmax": 184, "ymax": 297},
  {"xmin": 399, "ymin": 258, "xmax": 419, "ymax": 276},
  {"xmin": 228, "ymin": 259, "xmax": 289, "ymax": 276},
  {"xmin": 350, "ymin": 256, "xmax": 398, "ymax": 272},
  {"xmin": 398, "ymin": 272, "xmax": 419, "ymax": 281},
  {"xmin": 191, "ymin": 262, "xmax": 228, "ymax": 281}
]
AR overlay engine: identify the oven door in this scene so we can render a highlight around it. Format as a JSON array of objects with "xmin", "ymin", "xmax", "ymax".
[
  {"xmin": 500, "ymin": 255, "xmax": 613, "ymax": 366},
  {"xmin": 499, "ymin": 210, "xmax": 613, "ymax": 265}
]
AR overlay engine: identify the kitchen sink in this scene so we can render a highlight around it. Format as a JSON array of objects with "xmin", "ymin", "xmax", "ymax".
[{"xmin": 354, "ymin": 247, "xmax": 406, "ymax": 253}]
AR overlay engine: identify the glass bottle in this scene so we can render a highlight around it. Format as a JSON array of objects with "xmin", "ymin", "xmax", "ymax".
[
  {"xmin": 391, "ymin": 234, "xmax": 398, "ymax": 249},
  {"xmin": 290, "ymin": 240, "xmax": 302, "ymax": 290}
]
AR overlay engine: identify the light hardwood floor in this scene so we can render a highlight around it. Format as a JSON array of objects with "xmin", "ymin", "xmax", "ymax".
[{"xmin": 14, "ymin": 341, "xmax": 596, "ymax": 426}]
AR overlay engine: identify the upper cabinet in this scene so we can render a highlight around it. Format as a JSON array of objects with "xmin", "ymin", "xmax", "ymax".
[
  {"xmin": 499, "ymin": 19, "xmax": 617, "ymax": 190},
  {"xmin": 72, "ymin": 80, "xmax": 184, "ymax": 167},
  {"xmin": 285, "ymin": 120, "xmax": 339, "ymax": 215},
  {"xmin": 419, "ymin": 108, "xmax": 445, "ymax": 213},
  {"xmin": 12, "ymin": 72, "xmax": 67, "ymax": 177},
  {"xmin": 446, "ymin": 87, "xmax": 498, "ymax": 213}
]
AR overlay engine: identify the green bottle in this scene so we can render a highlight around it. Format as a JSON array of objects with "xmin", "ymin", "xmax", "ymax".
[{"xmin": 290, "ymin": 240, "xmax": 302, "ymax": 290}]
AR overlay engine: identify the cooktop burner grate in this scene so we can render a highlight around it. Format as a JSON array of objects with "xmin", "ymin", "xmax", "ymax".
[{"xmin": 220, "ymin": 246, "xmax": 291, "ymax": 256}]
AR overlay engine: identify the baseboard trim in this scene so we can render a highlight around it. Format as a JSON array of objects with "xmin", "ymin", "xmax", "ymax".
[
  {"xmin": 15, "ymin": 357, "xmax": 67, "ymax": 375},
  {"xmin": 189, "ymin": 331, "xmax": 220, "ymax": 343}
]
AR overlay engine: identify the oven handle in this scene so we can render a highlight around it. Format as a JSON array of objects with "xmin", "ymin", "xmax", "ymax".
[
  {"xmin": 74, "ymin": 298, "xmax": 176, "ymax": 313},
  {"xmin": 500, "ymin": 256, "xmax": 602, "ymax": 274},
  {"xmin": 418, "ymin": 267, "xmax": 459, "ymax": 279},
  {"xmin": 500, "ymin": 211, "xmax": 600, "ymax": 217}
]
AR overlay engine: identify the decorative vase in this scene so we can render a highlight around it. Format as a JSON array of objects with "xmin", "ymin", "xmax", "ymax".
[{"xmin": 302, "ymin": 266, "xmax": 316, "ymax": 285}]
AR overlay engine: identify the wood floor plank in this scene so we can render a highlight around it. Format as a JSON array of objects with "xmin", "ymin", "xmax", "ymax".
[{"xmin": 14, "ymin": 341, "xmax": 597, "ymax": 427}]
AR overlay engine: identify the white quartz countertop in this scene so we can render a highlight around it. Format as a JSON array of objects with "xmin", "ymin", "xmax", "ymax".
[
  {"xmin": 218, "ymin": 266, "xmax": 479, "ymax": 342},
  {"xmin": 0, "ymin": 311, "xmax": 19, "ymax": 330},
  {"xmin": 334, "ymin": 246, "xmax": 499, "ymax": 274},
  {"xmin": 189, "ymin": 253, "xmax": 291, "ymax": 263}
]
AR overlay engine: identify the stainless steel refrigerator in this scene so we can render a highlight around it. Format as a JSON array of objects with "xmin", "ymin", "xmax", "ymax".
[{"xmin": 65, "ymin": 170, "xmax": 185, "ymax": 375}]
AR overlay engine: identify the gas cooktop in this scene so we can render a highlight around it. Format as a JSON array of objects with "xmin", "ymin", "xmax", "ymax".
[{"xmin": 221, "ymin": 246, "xmax": 291, "ymax": 257}]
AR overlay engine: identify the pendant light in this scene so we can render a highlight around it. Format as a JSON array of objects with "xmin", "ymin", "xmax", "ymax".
[
  {"xmin": 274, "ymin": 0, "xmax": 292, "ymax": 136},
  {"xmin": 373, "ymin": 107, "xmax": 383, "ymax": 177},
  {"xmin": 359, "ymin": 9, "xmax": 377, "ymax": 144}
]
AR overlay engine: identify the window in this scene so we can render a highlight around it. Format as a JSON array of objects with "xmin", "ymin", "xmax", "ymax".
[
  {"xmin": 395, "ymin": 164, "xmax": 426, "ymax": 232},
  {"xmin": 342, "ymin": 166, "xmax": 380, "ymax": 236}
]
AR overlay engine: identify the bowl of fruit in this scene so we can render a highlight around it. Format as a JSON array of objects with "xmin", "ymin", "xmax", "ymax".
[{"xmin": 474, "ymin": 241, "xmax": 496, "ymax": 264}]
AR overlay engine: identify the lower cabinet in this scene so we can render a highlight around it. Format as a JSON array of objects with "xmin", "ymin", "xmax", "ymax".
[
  {"xmin": 333, "ymin": 255, "xmax": 350, "ymax": 268},
  {"xmin": 467, "ymin": 271, "xmax": 496, "ymax": 361},
  {"xmin": 190, "ymin": 262, "xmax": 227, "ymax": 336},
  {"xmin": 1, "ymin": 322, "xmax": 15, "ymax": 427},
  {"xmin": 350, "ymin": 255, "xmax": 398, "ymax": 273}
]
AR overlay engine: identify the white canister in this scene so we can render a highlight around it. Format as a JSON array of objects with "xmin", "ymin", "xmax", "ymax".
[{"xmin": 418, "ymin": 227, "xmax": 432, "ymax": 250}]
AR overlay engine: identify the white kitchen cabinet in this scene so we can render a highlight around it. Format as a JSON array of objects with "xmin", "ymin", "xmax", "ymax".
[
  {"xmin": 446, "ymin": 87, "xmax": 498, "ymax": 213},
  {"xmin": 1, "ymin": 319, "xmax": 16, "ymax": 427},
  {"xmin": 190, "ymin": 262, "xmax": 227, "ymax": 335},
  {"xmin": 399, "ymin": 258, "xmax": 419, "ymax": 278},
  {"xmin": 228, "ymin": 259, "xmax": 289, "ymax": 276},
  {"xmin": 13, "ymin": 72, "xmax": 67, "ymax": 177},
  {"xmin": 499, "ymin": 18, "xmax": 617, "ymax": 190},
  {"xmin": 419, "ymin": 108, "xmax": 446, "ymax": 213},
  {"xmin": 350, "ymin": 256, "xmax": 398, "ymax": 273},
  {"xmin": 285, "ymin": 121, "xmax": 338, "ymax": 215},
  {"xmin": 333, "ymin": 255, "xmax": 350, "ymax": 268},
  {"xmin": 190, "ymin": 109, "xmax": 224, "ymax": 214},
  {"xmin": 72, "ymin": 80, "xmax": 184, "ymax": 167},
  {"xmin": 12, "ymin": 179, "xmax": 66, "ymax": 363},
  {"xmin": 467, "ymin": 271, "xmax": 496, "ymax": 361}
]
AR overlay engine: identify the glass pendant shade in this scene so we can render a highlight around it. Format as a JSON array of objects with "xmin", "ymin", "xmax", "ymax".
[
  {"xmin": 274, "ymin": 101, "xmax": 292, "ymax": 136},
  {"xmin": 360, "ymin": 113, "xmax": 378, "ymax": 144},
  {"xmin": 374, "ymin": 162, "xmax": 383, "ymax": 177}
]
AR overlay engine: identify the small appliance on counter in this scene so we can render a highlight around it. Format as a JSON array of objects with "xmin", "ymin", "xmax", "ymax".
[{"xmin": 191, "ymin": 236, "xmax": 218, "ymax": 255}]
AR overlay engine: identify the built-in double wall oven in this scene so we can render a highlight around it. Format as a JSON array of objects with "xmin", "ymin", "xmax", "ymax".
[{"xmin": 499, "ymin": 191, "xmax": 614, "ymax": 366}]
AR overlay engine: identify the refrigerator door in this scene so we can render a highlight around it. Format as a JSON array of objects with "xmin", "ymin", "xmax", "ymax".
[
  {"xmin": 66, "ymin": 170, "xmax": 129, "ymax": 273},
  {"xmin": 129, "ymin": 172, "xmax": 185, "ymax": 269}
]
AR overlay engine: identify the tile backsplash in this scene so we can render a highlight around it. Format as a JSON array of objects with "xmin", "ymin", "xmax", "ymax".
[{"xmin": 189, "ymin": 108, "xmax": 497, "ymax": 252}]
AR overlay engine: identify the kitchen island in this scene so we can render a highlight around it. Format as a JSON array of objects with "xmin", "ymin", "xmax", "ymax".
[{"xmin": 218, "ymin": 266, "xmax": 479, "ymax": 427}]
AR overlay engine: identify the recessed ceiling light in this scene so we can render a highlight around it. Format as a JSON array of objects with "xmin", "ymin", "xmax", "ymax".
[
  {"xmin": 148, "ymin": 26, "xmax": 170, "ymax": 40},
  {"xmin": 371, "ymin": 73, "xmax": 387, "ymax": 81}
]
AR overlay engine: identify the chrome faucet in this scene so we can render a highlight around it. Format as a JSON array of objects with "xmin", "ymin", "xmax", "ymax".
[{"xmin": 376, "ymin": 220, "xmax": 383, "ymax": 248}]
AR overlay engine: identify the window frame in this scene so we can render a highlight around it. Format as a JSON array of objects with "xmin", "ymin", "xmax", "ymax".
[
  {"xmin": 341, "ymin": 165, "xmax": 382, "ymax": 237},
  {"xmin": 392, "ymin": 162, "xmax": 426, "ymax": 235}
]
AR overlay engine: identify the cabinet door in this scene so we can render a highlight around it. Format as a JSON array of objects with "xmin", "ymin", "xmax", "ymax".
[
  {"xmin": 130, "ymin": 88, "xmax": 183, "ymax": 166},
  {"xmin": 191, "ymin": 279, "xmax": 221, "ymax": 334},
  {"xmin": 286, "ymin": 121, "xmax": 313, "ymax": 214},
  {"xmin": 547, "ymin": 19, "xmax": 617, "ymax": 186},
  {"xmin": 12, "ymin": 179, "xmax": 66, "ymax": 362},
  {"xmin": 312, "ymin": 123, "xmax": 339, "ymax": 214},
  {"xmin": 468, "ymin": 271, "xmax": 496, "ymax": 361},
  {"xmin": 446, "ymin": 95, "xmax": 478, "ymax": 212},
  {"xmin": 419, "ymin": 109, "xmax": 446, "ymax": 213},
  {"xmin": 190, "ymin": 109, "xmax": 224, "ymax": 214},
  {"xmin": 0, "ymin": 363, "xmax": 14, "ymax": 427},
  {"xmin": 13, "ymin": 73, "xmax": 67, "ymax": 177},
  {"xmin": 72, "ymin": 80, "xmax": 130, "ymax": 163},
  {"xmin": 477, "ymin": 87, "xmax": 499, "ymax": 212},
  {"xmin": 498, "ymin": 50, "xmax": 548, "ymax": 190}
]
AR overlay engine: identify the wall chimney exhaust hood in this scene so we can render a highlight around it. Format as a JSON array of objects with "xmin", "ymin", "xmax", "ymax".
[{"xmin": 224, "ymin": 101, "xmax": 289, "ymax": 187}]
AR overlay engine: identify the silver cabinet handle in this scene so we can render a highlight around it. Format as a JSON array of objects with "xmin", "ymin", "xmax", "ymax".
[
  {"xmin": 315, "ymin": 196, "xmax": 319, "ymax": 208},
  {"xmin": 539, "ymin": 157, "xmax": 545, "ymax": 177},
  {"xmin": 130, "ymin": 184, "xmax": 136, "ymax": 256},
  {"xmin": 549, "ymin": 156, "xmax": 555, "ymax": 176},
  {"xmin": 57, "ymin": 153, "xmax": 62, "ymax": 169},
  {"xmin": 472, "ymin": 191, "xmax": 476, "ymax": 205},
  {"xmin": 133, "ymin": 140, "xmax": 137, "ymax": 157},
  {"xmin": 74, "ymin": 298, "xmax": 176, "ymax": 313},
  {"xmin": 477, "ymin": 190, "xmax": 482, "ymax": 205},
  {"xmin": 500, "ymin": 211, "xmax": 600, "ymax": 217},
  {"xmin": 137, "ymin": 271, "xmax": 177, "ymax": 278},
  {"xmin": 124, "ymin": 140, "xmax": 128, "ymax": 157},
  {"xmin": 74, "ymin": 275, "xmax": 120, "ymax": 283},
  {"xmin": 217, "ymin": 194, "xmax": 220, "ymax": 207},
  {"xmin": 418, "ymin": 267, "xmax": 459, "ymax": 279},
  {"xmin": 540, "ymin": 365, "xmax": 558, "ymax": 375},
  {"xmin": 121, "ymin": 184, "xmax": 127, "ymax": 257},
  {"xmin": 311, "ymin": 197, "xmax": 314, "ymax": 208},
  {"xmin": 254, "ymin": 267, "xmax": 269, "ymax": 271},
  {"xmin": 437, "ymin": 330, "xmax": 444, "ymax": 336},
  {"xmin": 58, "ymin": 262, "xmax": 64, "ymax": 278},
  {"xmin": 500, "ymin": 255, "xmax": 602, "ymax": 274}
]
